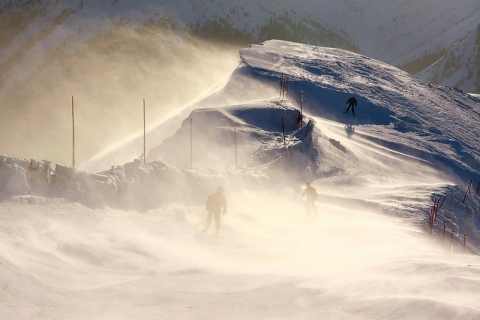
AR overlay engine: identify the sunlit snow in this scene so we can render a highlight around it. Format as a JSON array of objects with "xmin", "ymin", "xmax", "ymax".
[{"xmin": 1, "ymin": 40, "xmax": 479, "ymax": 320}]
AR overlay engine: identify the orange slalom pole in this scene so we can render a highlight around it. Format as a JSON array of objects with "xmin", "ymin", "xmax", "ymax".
[
  {"xmin": 463, "ymin": 179, "xmax": 472, "ymax": 203},
  {"xmin": 438, "ymin": 195, "xmax": 446, "ymax": 211},
  {"xmin": 450, "ymin": 231, "xmax": 454, "ymax": 253},
  {"xmin": 429, "ymin": 209, "xmax": 433, "ymax": 237},
  {"xmin": 442, "ymin": 221, "xmax": 447, "ymax": 243}
]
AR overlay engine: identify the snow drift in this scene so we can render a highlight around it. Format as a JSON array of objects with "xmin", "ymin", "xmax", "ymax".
[{"xmin": 1, "ymin": 40, "xmax": 479, "ymax": 319}]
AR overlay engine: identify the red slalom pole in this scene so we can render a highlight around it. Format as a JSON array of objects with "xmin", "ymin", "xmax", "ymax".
[
  {"xmin": 442, "ymin": 221, "xmax": 447, "ymax": 243},
  {"xmin": 438, "ymin": 195, "xmax": 447, "ymax": 211},
  {"xmin": 429, "ymin": 209, "xmax": 433, "ymax": 237},
  {"xmin": 450, "ymin": 231, "xmax": 454, "ymax": 253},
  {"xmin": 463, "ymin": 179, "xmax": 472, "ymax": 203}
]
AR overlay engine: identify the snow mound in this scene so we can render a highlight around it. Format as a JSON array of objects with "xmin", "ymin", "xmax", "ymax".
[{"xmin": 240, "ymin": 40, "xmax": 480, "ymax": 180}]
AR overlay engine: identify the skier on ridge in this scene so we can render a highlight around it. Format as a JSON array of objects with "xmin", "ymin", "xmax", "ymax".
[{"xmin": 344, "ymin": 96, "xmax": 358, "ymax": 115}]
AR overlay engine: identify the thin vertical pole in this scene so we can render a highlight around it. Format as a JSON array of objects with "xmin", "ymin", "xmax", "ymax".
[
  {"xmin": 463, "ymin": 234, "xmax": 467, "ymax": 253},
  {"xmin": 442, "ymin": 221, "xmax": 447, "ymax": 243},
  {"xmin": 463, "ymin": 179, "xmax": 472, "ymax": 203},
  {"xmin": 190, "ymin": 117, "xmax": 193, "ymax": 169},
  {"xmin": 438, "ymin": 195, "xmax": 446, "ymax": 211},
  {"xmin": 234, "ymin": 127, "xmax": 238, "ymax": 171},
  {"xmin": 72, "ymin": 96, "xmax": 75, "ymax": 167},
  {"xmin": 428, "ymin": 209, "xmax": 433, "ymax": 237},
  {"xmin": 476, "ymin": 181, "xmax": 480, "ymax": 195},
  {"xmin": 143, "ymin": 99, "xmax": 146, "ymax": 165},
  {"xmin": 282, "ymin": 117, "xmax": 286, "ymax": 148},
  {"xmin": 279, "ymin": 74, "xmax": 283, "ymax": 99},
  {"xmin": 299, "ymin": 90, "xmax": 303, "ymax": 129},
  {"xmin": 280, "ymin": 74, "xmax": 287, "ymax": 101},
  {"xmin": 450, "ymin": 231, "xmax": 454, "ymax": 253},
  {"xmin": 285, "ymin": 76, "xmax": 288, "ymax": 100},
  {"xmin": 300, "ymin": 90, "xmax": 303, "ymax": 114}
]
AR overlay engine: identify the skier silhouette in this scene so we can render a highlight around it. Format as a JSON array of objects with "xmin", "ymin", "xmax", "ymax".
[
  {"xmin": 344, "ymin": 96, "xmax": 358, "ymax": 115},
  {"xmin": 203, "ymin": 187, "xmax": 227, "ymax": 236},
  {"xmin": 302, "ymin": 181, "xmax": 318, "ymax": 216}
]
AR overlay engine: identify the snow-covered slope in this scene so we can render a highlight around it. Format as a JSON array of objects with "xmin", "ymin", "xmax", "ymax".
[
  {"xmin": 2, "ymin": 0, "xmax": 480, "ymax": 166},
  {"xmin": 418, "ymin": 23, "xmax": 480, "ymax": 93},
  {"xmin": 76, "ymin": 39, "xmax": 480, "ymax": 228},
  {"xmin": 3, "ymin": 38, "xmax": 478, "ymax": 233},
  {"xmin": 85, "ymin": 39, "xmax": 479, "ymax": 180},
  {"xmin": 239, "ymin": 40, "xmax": 480, "ymax": 181},
  {"xmin": 1, "ymin": 40, "xmax": 479, "ymax": 319}
]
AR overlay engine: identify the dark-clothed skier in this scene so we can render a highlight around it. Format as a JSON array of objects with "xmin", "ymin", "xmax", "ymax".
[
  {"xmin": 344, "ymin": 96, "xmax": 358, "ymax": 115},
  {"xmin": 203, "ymin": 187, "xmax": 227, "ymax": 236},
  {"xmin": 302, "ymin": 181, "xmax": 318, "ymax": 216}
]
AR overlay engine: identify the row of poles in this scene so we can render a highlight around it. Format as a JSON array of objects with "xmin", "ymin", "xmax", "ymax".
[
  {"xmin": 284, "ymin": 73, "xmax": 479, "ymax": 254},
  {"xmin": 463, "ymin": 178, "xmax": 480, "ymax": 203},
  {"xmin": 71, "ymin": 96, "xmax": 147, "ymax": 167},
  {"xmin": 280, "ymin": 74, "xmax": 304, "ymax": 130},
  {"xmin": 187, "ymin": 115, "xmax": 298, "ymax": 171},
  {"xmin": 429, "ymin": 178, "xmax": 480, "ymax": 254},
  {"xmin": 186, "ymin": 73, "xmax": 304, "ymax": 169},
  {"xmin": 70, "ymin": 73, "xmax": 303, "ymax": 169}
]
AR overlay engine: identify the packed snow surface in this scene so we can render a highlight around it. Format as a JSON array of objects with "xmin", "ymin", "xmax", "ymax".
[{"xmin": 1, "ymin": 40, "xmax": 479, "ymax": 319}]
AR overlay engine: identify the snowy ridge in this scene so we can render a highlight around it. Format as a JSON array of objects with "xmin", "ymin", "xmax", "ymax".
[
  {"xmin": 1, "ymin": 40, "xmax": 480, "ymax": 319},
  {"xmin": 418, "ymin": 23, "xmax": 480, "ymax": 93},
  {"xmin": 2, "ymin": 0, "xmax": 480, "ymax": 167},
  {"xmin": 239, "ymin": 40, "xmax": 480, "ymax": 180}
]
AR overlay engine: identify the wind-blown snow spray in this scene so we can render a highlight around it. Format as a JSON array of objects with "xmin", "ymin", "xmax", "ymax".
[
  {"xmin": 72, "ymin": 96, "xmax": 75, "ymax": 167},
  {"xmin": 4, "ymin": 184, "xmax": 480, "ymax": 319},
  {"xmin": 0, "ymin": 24, "xmax": 240, "ymax": 166},
  {"xmin": 143, "ymin": 98, "xmax": 146, "ymax": 165}
]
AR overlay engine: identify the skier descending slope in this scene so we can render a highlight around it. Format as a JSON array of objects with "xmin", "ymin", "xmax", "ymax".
[
  {"xmin": 203, "ymin": 187, "xmax": 227, "ymax": 236},
  {"xmin": 302, "ymin": 181, "xmax": 318, "ymax": 217},
  {"xmin": 344, "ymin": 96, "xmax": 358, "ymax": 115}
]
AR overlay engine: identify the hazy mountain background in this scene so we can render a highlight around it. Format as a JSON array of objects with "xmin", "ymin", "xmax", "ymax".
[{"xmin": 1, "ymin": 0, "xmax": 479, "ymax": 166}]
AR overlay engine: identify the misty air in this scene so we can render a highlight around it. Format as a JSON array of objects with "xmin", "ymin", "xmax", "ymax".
[{"xmin": 1, "ymin": 1, "xmax": 479, "ymax": 320}]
